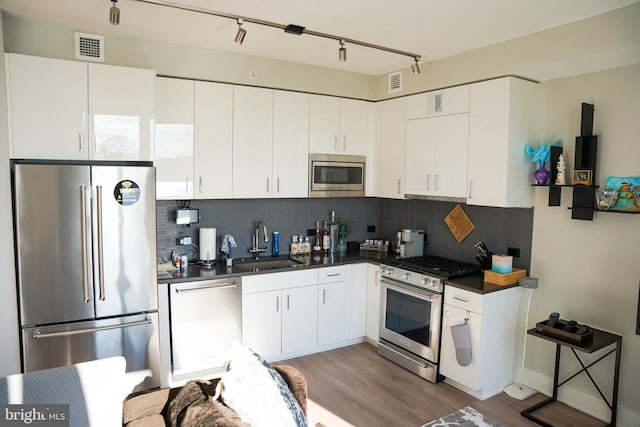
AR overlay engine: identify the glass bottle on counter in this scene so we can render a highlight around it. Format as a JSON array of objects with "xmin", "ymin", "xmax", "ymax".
[
  {"xmin": 313, "ymin": 222, "xmax": 323, "ymax": 258},
  {"xmin": 322, "ymin": 220, "xmax": 330, "ymax": 256},
  {"xmin": 290, "ymin": 235, "xmax": 299, "ymax": 256},
  {"xmin": 303, "ymin": 236, "xmax": 311, "ymax": 255},
  {"xmin": 329, "ymin": 210, "xmax": 338, "ymax": 255}
]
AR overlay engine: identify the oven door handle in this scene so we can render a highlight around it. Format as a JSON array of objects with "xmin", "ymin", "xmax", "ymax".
[{"xmin": 380, "ymin": 278, "xmax": 441, "ymax": 301}]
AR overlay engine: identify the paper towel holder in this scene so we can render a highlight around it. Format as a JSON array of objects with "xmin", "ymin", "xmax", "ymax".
[{"xmin": 199, "ymin": 227, "xmax": 217, "ymax": 269}]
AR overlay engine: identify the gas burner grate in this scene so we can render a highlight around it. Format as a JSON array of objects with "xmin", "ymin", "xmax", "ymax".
[{"xmin": 396, "ymin": 255, "xmax": 480, "ymax": 278}]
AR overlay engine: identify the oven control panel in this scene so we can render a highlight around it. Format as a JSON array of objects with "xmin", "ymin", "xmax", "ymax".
[{"xmin": 380, "ymin": 264, "xmax": 444, "ymax": 294}]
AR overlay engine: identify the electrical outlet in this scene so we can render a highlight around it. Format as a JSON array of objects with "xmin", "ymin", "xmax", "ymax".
[
  {"xmin": 367, "ymin": 225, "xmax": 376, "ymax": 233},
  {"xmin": 507, "ymin": 247, "xmax": 520, "ymax": 258},
  {"xmin": 176, "ymin": 236, "xmax": 192, "ymax": 245}
]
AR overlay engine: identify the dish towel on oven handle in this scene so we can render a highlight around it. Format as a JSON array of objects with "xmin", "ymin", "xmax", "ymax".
[{"xmin": 451, "ymin": 322, "xmax": 472, "ymax": 367}]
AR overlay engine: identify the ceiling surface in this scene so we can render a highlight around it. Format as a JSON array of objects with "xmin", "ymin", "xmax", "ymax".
[{"xmin": 0, "ymin": 0, "xmax": 638, "ymax": 75}]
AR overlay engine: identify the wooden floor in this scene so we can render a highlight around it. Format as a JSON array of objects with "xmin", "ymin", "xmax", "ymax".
[{"xmin": 278, "ymin": 343, "xmax": 605, "ymax": 427}]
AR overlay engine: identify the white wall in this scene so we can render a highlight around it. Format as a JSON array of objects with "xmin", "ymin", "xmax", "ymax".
[
  {"xmin": 373, "ymin": 3, "xmax": 640, "ymax": 99},
  {"xmin": 0, "ymin": 12, "xmax": 21, "ymax": 376},
  {"xmin": 524, "ymin": 64, "xmax": 640, "ymax": 426}
]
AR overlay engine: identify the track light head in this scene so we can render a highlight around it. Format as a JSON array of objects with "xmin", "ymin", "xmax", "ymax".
[
  {"xmin": 411, "ymin": 57, "xmax": 421, "ymax": 75},
  {"xmin": 235, "ymin": 18, "xmax": 246, "ymax": 44},
  {"xmin": 109, "ymin": 0, "xmax": 120, "ymax": 25},
  {"xmin": 338, "ymin": 40, "xmax": 347, "ymax": 62}
]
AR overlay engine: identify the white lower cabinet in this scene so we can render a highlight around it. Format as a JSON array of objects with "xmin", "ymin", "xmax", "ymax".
[
  {"xmin": 440, "ymin": 285, "xmax": 520, "ymax": 400},
  {"xmin": 317, "ymin": 266, "xmax": 348, "ymax": 347},
  {"xmin": 348, "ymin": 263, "xmax": 368, "ymax": 339},
  {"xmin": 242, "ymin": 270, "xmax": 317, "ymax": 360},
  {"xmin": 242, "ymin": 265, "xmax": 367, "ymax": 361},
  {"xmin": 318, "ymin": 281, "xmax": 348, "ymax": 347},
  {"xmin": 365, "ymin": 263, "xmax": 381, "ymax": 343}
]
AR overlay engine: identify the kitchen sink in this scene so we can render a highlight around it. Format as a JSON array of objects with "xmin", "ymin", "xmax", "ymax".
[{"xmin": 234, "ymin": 258, "xmax": 304, "ymax": 272}]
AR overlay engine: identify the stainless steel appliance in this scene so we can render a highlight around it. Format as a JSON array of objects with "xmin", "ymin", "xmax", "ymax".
[
  {"xmin": 13, "ymin": 162, "xmax": 159, "ymax": 392},
  {"xmin": 378, "ymin": 256, "xmax": 479, "ymax": 382},
  {"xmin": 400, "ymin": 229, "xmax": 424, "ymax": 257},
  {"xmin": 166, "ymin": 278, "xmax": 241, "ymax": 386},
  {"xmin": 309, "ymin": 153, "xmax": 365, "ymax": 197}
]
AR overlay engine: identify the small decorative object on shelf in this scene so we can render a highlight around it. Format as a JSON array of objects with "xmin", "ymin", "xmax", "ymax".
[
  {"xmin": 555, "ymin": 154, "xmax": 567, "ymax": 185},
  {"xmin": 595, "ymin": 188, "xmax": 618, "ymax": 210},
  {"xmin": 525, "ymin": 139, "xmax": 562, "ymax": 185},
  {"xmin": 571, "ymin": 169, "xmax": 592, "ymax": 185}
]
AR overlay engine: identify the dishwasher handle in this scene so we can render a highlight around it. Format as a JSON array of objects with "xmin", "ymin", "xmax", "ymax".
[{"xmin": 175, "ymin": 281, "xmax": 239, "ymax": 294}]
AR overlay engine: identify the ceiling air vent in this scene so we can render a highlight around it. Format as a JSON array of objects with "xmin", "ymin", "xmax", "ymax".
[
  {"xmin": 388, "ymin": 71, "xmax": 402, "ymax": 94},
  {"xmin": 75, "ymin": 32, "xmax": 104, "ymax": 62}
]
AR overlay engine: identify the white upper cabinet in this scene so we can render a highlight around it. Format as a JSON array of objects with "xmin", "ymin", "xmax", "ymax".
[
  {"xmin": 232, "ymin": 86, "xmax": 274, "ymax": 198},
  {"xmin": 309, "ymin": 95, "xmax": 368, "ymax": 155},
  {"xmin": 194, "ymin": 81, "xmax": 233, "ymax": 199},
  {"xmin": 272, "ymin": 91, "xmax": 309, "ymax": 198},
  {"xmin": 405, "ymin": 113, "xmax": 469, "ymax": 198},
  {"xmin": 467, "ymin": 77, "xmax": 538, "ymax": 207},
  {"xmin": 406, "ymin": 85, "xmax": 469, "ymax": 120},
  {"xmin": 87, "ymin": 63, "xmax": 154, "ymax": 161},
  {"xmin": 377, "ymin": 97, "xmax": 407, "ymax": 199},
  {"xmin": 6, "ymin": 54, "xmax": 154, "ymax": 161},
  {"xmin": 154, "ymin": 77, "xmax": 194, "ymax": 200},
  {"xmin": 7, "ymin": 54, "xmax": 88, "ymax": 160}
]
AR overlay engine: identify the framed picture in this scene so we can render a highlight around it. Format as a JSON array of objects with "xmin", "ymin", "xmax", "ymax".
[{"xmin": 571, "ymin": 169, "xmax": 592, "ymax": 185}]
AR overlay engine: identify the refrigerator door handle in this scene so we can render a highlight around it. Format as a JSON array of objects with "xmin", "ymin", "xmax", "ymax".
[
  {"xmin": 32, "ymin": 317, "xmax": 152, "ymax": 340},
  {"xmin": 96, "ymin": 185, "xmax": 106, "ymax": 301},
  {"xmin": 80, "ymin": 185, "xmax": 90, "ymax": 304}
]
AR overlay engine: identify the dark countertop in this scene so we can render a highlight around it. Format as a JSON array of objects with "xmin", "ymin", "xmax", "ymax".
[
  {"xmin": 445, "ymin": 273, "xmax": 520, "ymax": 294},
  {"xmin": 158, "ymin": 252, "xmax": 520, "ymax": 295},
  {"xmin": 157, "ymin": 251, "xmax": 393, "ymax": 284}
]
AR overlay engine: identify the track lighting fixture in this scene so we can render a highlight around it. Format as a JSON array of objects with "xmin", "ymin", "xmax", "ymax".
[
  {"xmin": 124, "ymin": 0, "xmax": 422, "ymax": 73},
  {"xmin": 338, "ymin": 40, "xmax": 347, "ymax": 62},
  {"xmin": 109, "ymin": 0, "xmax": 120, "ymax": 25},
  {"xmin": 234, "ymin": 18, "xmax": 247, "ymax": 44},
  {"xmin": 411, "ymin": 57, "xmax": 421, "ymax": 75}
]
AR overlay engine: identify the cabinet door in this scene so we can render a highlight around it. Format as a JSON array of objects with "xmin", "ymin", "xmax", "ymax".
[
  {"xmin": 348, "ymin": 264, "xmax": 368, "ymax": 339},
  {"xmin": 467, "ymin": 78, "xmax": 537, "ymax": 207},
  {"xmin": 154, "ymin": 78, "xmax": 194, "ymax": 200},
  {"xmin": 406, "ymin": 86, "xmax": 469, "ymax": 119},
  {"xmin": 233, "ymin": 86, "xmax": 274, "ymax": 198},
  {"xmin": 7, "ymin": 54, "xmax": 88, "ymax": 160},
  {"xmin": 339, "ymin": 99, "xmax": 368, "ymax": 155},
  {"xmin": 378, "ymin": 98, "xmax": 406, "ymax": 199},
  {"xmin": 405, "ymin": 118, "xmax": 436, "ymax": 196},
  {"xmin": 309, "ymin": 95, "xmax": 340, "ymax": 154},
  {"xmin": 365, "ymin": 264, "xmax": 381, "ymax": 342},
  {"xmin": 318, "ymin": 281, "xmax": 348, "ymax": 347},
  {"xmin": 242, "ymin": 290, "xmax": 282, "ymax": 359},
  {"xmin": 281, "ymin": 286, "xmax": 318, "ymax": 355},
  {"xmin": 273, "ymin": 91, "xmax": 309, "ymax": 198},
  {"xmin": 440, "ymin": 304, "xmax": 482, "ymax": 390},
  {"xmin": 434, "ymin": 113, "xmax": 469, "ymax": 198},
  {"xmin": 88, "ymin": 63, "xmax": 155, "ymax": 161},
  {"xmin": 194, "ymin": 82, "xmax": 233, "ymax": 199}
]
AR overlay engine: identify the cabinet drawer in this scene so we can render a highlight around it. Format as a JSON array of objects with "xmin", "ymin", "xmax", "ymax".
[
  {"xmin": 444, "ymin": 286, "xmax": 483, "ymax": 314},
  {"xmin": 317, "ymin": 265, "xmax": 347, "ymax": 283},
  {"xmin": 242, "ymin": 269, "xmax": 317, "ymax": 294}
]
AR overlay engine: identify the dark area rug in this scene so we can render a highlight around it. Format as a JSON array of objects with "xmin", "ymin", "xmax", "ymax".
[{"xmin": 421, "ymin": 406, "xmax": 505, "ymax": 427}]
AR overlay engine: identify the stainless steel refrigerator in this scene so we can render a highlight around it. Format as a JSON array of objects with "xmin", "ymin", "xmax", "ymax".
[{"xmin": 13, "ymin": 162, "xmax": 160, "ymax": 392}]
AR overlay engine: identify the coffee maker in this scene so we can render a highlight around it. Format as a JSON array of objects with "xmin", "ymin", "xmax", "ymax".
[{"xmin": 400, "ymin": 229, "xmax": 424, "ymax": 257}]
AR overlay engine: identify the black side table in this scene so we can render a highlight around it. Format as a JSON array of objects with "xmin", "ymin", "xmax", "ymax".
[{"xmin": 522, "ymin": 326, "xmax": 622, "ymax": 427}]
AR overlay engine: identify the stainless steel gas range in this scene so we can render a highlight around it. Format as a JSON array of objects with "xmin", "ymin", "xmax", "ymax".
[{"xmin": 378, "ymin": 256, "xmax": 479, "ymax": 382}]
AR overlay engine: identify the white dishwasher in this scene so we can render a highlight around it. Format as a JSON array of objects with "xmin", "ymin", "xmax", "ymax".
[{"xmin": 168, "ymin": 278, "xmax": 241, "ymax": 386}]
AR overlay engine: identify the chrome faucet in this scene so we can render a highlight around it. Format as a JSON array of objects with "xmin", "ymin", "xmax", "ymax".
[{"xmin": 249, "ymin": 220, "xmax": 269, "ymax": 259}]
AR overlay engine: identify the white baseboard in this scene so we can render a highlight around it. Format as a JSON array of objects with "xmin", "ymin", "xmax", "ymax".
[{"xmin": 523, "ymin": 368, "xmax": 639, "ymax": 426}]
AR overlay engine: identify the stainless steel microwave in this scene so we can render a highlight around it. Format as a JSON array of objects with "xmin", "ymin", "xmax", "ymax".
[{"xmin": 309, "ymin": 154, "xmax": 365, "ymax": 197}]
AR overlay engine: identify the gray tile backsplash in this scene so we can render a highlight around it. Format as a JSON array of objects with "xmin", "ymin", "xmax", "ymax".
[{"xmin": 157, "ymin": 198, "xmax": 533, "ymax": 270}]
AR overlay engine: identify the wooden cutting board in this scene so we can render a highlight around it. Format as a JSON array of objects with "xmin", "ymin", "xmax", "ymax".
[{"xmin": 444, "ymin": 204, "xmax": 475, "ymax": 243}]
